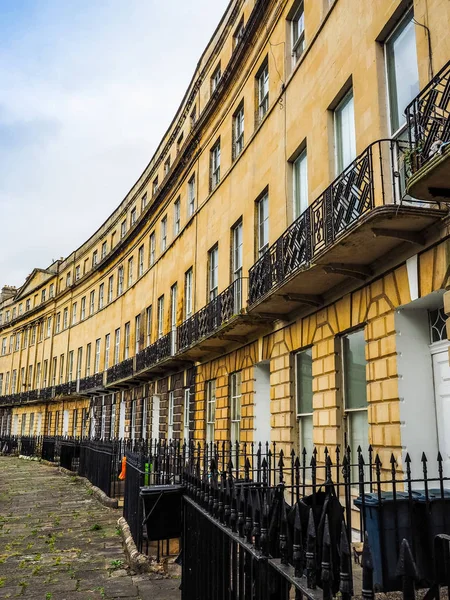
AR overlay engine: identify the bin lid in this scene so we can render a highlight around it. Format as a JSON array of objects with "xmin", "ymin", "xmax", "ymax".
[
  {"xmin": 354, "ymin": 491, "xmax": 421, "ymax": 507},
  {"xmin": 140, "ymin": 484, "xmax": 185, "ymax": 496},
  {"xmin": 412, "ymin": 488, "xmax": 450, "ymax": 501}
]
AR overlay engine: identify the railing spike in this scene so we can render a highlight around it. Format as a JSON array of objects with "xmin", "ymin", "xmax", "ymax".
[
  {"xmin": 361, "ymin": 532, "xmax": 374, "ymax": 600},
  {"xmin": 395, "ymin": 539, "xmax": 419, "ymax": 600},
  {"xmin": 321, "ymin": 514, "xmax": 333, "ymax": 600},
  {"xmin": 339, "ymin": 520, "xmax": 353, "ymax": 599},
  {"xmin": 306, "ymin": 508, "xmax": 317, "ymax": 590}
]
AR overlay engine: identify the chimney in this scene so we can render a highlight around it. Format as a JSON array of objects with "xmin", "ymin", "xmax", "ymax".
[{"xmin": 0, "ymin": 286, "xmax": 17, "ymax": 303}]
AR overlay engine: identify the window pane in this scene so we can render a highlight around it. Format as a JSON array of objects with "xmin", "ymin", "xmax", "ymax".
[
  {"xmin": 343, "ymin": 330, "xmax": 367, "ymax": 409},
  {"xmin": 335, "ymin": 92, "xmax": 356, "ymax": 173},
  {"xmin": 386, "ymin": 14, "xmax": 419, "ymax": 133},
  {"xmin": 300, "ymin": 414, "xmax": 313, "ymax": 455},
  {"xmin": 293, "ymin": 149, "xmax": 308, "ymax": 218},
  {"xmin": 296, "ymin": 348, "xmax": 313, "ymax": 414}
]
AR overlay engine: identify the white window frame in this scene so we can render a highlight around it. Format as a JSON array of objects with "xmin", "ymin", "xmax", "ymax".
[
  {"xmin": 206, "ymin": 380, "xmax": 216, "ymax": 444},
  {"xmin": 291, "ymin": 1, "xmax": 305, "ymax": 66},
  {"xmin": 104, "ymin": 334, "xmax": 110, "ymax": 370},
  {"xmin": 257, "ymin": 61, "xmax": 269, "ymax": 121},
  {"xmin": 161, "ymin": 216, "xmax": 167, "ymax": 252},
  {"xmin": 293, "ymin": 149, "xmax": 308, "ymax": 220},
  {"xmin": 94, "ymin": 339, "xmax": 101, "ymax": 374},
  {"xmin": 124, "ymin": 322, "xmax": 130, "ymax": 359},
  {"xmin": 233, "ymin": 104, "xmax": 245, "ymax": 159},
  {"xmin": 138, "ymin": 245, "xmax": 144, "ymax": 277},
  {"xmin": 168, "ymin": 391, "xmax": 175, "ymax": 440},
  {"xmin": 174, "ymin": 198, "xmax": 181, "ymax": 235},
  {"xmin": 170, "ymin": 284, "xmax": 177, "ymax": 354},
  {"xmin": 230, "ymin": 372, "xmax": 242, "ymax": 445},
  {"xmin": 211, "ymin": 63, "xmax": 221, "ymax": 93},
  {"xmin": 257, "ymin": 192, "xmax": 269, "ymax": 256},
  {"xmin": 295, "ymin": 348, "xmax": 314, "ymax": 455},
  {"xmin": 211, "ymin": 141, "xmax": 221, "ymax": 189},
  {"xmin": 150, "ymin": 232, "xmax": 156, "ymax": 266},
  {"xmin": 183, "ymin": 388, "xmax": 190, "ymax": 442},
  {"xmin": 208, "ymin": 245, "xmax": 219, "ymax": 301},
  {"xmin": 188, "ymin": 175, "xmax": 196, "ymax": 217},
  {"xmin": 108, "ymin": 276, "xmax": 114, "ymax": 303},
  {"xmin": 334, "ymin": 89, "xmax": 356, "ymax": 175},
  {"xmin": 135, "ymin": 314, "xmax": 141, "ymax": 354},
  {"xmin": 128, "ymin": 257, "xmax": 134, "ymax": 287},
  {"xmin": 184, "ymin": 268, "xmax": 193, "ymax": 319},
  {"xmin": 114, "ymin": 329, "xmax": 120, "ymax": 365},
  {"xmin": 146, "ymin": 306, "xmax": 152, "ymax": 347},
  {"xmin": 157, "ymin": 296, "xmax": 164, "ymax": 339},
  {"xmin": 98, "ymin": 283, "xmax": 104, "ymax": 310}
]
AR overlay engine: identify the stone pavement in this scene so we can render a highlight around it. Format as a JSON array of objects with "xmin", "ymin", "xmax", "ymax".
[{"xmin": 0, "ymin": 457, "xmax": 181, "ymax": 600}]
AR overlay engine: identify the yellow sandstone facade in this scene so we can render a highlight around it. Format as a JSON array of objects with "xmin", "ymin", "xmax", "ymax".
[{"xmin": 1, "ymin": 0, "xmax": 449, "ymax": 477}]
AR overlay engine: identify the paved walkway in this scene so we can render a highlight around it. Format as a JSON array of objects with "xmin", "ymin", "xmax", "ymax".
[{"xmin": 0, "ymin": 457, "xmax": 180, "ymax": 600}]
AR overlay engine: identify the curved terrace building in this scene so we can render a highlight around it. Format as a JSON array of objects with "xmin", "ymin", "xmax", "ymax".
[{"xmin": 1, "ymin": 0, "xmax": 450, "ymax": 475}]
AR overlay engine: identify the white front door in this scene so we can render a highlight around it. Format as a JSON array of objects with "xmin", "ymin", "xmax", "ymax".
[{"xmin": 432, "ymin": 341, "xmax": 450, "ymax": 476}]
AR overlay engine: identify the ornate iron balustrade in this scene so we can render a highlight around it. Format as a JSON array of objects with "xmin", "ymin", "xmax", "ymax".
[
  {"xmin": 135, "ymin": 343, "xmax": 158, "ymax": 372},
  {"xmin": 79, "ymin": 373, "xmax": 104, "ymax": 393},
  {"xmin": 156, "ymin": 331, "xmax": 172, "ymax": 362},
  {"xmin": 40, "ymin": 386, "xmax": 54, "ymax": 400},
  {"xmin": 406, "ymin": 59, "xmax": 450, "ymax": 174},
  {"xmin": 106, "ymin": 358, "xmax": 134, "ymax": 385},
  {"xmin": 177, "ymin": 279, "xmax": 244, "ymax": 353},
  {"xmin": 54, "ymin": 382, "xmax": 75, "ymax": 397},
  {"xmin": 249, "ymin": 140, "xmax": 401, "ymax": 305}
]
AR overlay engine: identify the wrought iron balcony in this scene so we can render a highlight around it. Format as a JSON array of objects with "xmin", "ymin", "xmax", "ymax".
[
  {"xmin": 135, "ymin": 332, "xmax": 173, "ymax": 373},
  {"xmin": 54, "ymin": 382, "xmax": 75, "ymax": 397},
  {"xmin": 406, "ymin": 59, "xmax": 450, "ymax": 200},
  {"xmin": 79, "ymin": 373, "xmax": 105, "ymax": 394},
  {"xmin": 135, "ymin": 343, "xmax": 158, "ymax": 373},
  {"xmin": 248, "ymin": 139, "xmax": 445, "ymax": 313},
  {"xmin": 106, "ymin": 358, "xmax": 134, "ymax": 385},
  {"xmin": 177, "ymin": 279, "xmax": 244, "ymax": 353},
  {"xmin": 40, "ymin": 386, "xmax": 54, "ymax": 400}
]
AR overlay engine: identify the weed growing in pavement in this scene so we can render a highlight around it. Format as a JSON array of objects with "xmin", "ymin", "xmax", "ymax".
[{"xmin": 109, "ymin": 559, "xmax": 124, "ymax": 571}]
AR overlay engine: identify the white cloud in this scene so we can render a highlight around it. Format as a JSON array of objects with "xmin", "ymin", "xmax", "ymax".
[{"xmin": 0, "ymin": 0, "xmax": 229, "ymax": 287}]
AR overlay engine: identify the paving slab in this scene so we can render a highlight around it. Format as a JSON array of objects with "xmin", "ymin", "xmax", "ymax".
[{"xmin": 0, "ymin": 457, "xmax": 181, "ymax": 600}]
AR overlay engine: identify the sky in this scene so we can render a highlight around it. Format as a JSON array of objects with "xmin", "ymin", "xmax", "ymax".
[{"xmin": 0, "ymin": 0, "xmax": 229, "ymax": 288}]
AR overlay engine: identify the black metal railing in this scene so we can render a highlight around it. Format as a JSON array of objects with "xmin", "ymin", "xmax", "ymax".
[
  {"xmin": 78, "ymin": 438, "xmax": 124, "ymax": 497},
  {"xmin": 106, "ymin": 358, "xmax": 134, "ymax": 385},
  {"xmin": 4, "ymin": 434, "xmax": 450, "ymax": 598},
  {"xmin": 54, "ymin": 382, "xmax": 75, "ymax": 397},
  {"xmin": 40, "ymin": 386, "xmax": 54, "ymax": 400},
  {"xmin": 79, "ymin": 373, "xmax": 104, "ymax": 393},
  {"xmin": 178, "ymin": 278, "xmax": 245, "ymax": 353},
  {"xmin": 135, "ymin": 343, "xmax": 158, "ymax": 372},
  {"xmin": 156, "ymin": 331, "xmax": 172, "ymax": 361},
  {"xmin": 41, "ymin": 436, "xmax": 56, "ymax": 462},
  {"xmin": 406, "ymin": 59, "xmax": 450, "ymax": 174},
  {"xmin": 248, "ymin": 140, "xmax": 405, "ymax": 305}
]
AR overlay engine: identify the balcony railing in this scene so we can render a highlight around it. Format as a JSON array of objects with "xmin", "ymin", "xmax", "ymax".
[
  {"xmin": 406, "ymin": 59, "xmax": 450, "ymax": 174},
  {"xmin": 106, "ymin": 358, "xmax": 134, "ymax": 385},
  {"xmin": 178, "ymin": 278, "xmax": 244, "ymax": 353},
  {"xmin": 40, "ymin": 386, "xmax": 54, "ymax": 400},
  {"xmin": 156, "ymin": 331, "xmax": 172, "ymax": 362},
  {"xmin": 54, "ymin": 382, "xmax": 75, "ymax": 397},
  {"xmin": 135, "ymin": 343, "xmax": 158, "ymax": 373},
  {"xmin": 79, "ymin": 373, "xmax": 104, "ymax": 393},
  {"xmin": 248, "ymin": 140, "xmax": 405, "ymax": 305}
]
